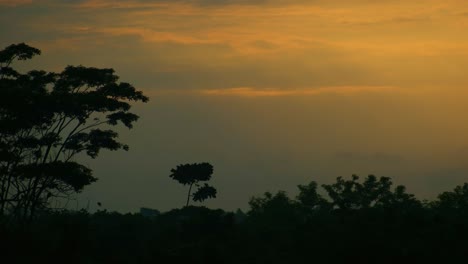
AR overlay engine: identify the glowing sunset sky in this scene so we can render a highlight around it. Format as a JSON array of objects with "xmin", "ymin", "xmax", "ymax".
[{"xmin": 2, "ymin": 0, "xmax": 468, "ymax": 211}]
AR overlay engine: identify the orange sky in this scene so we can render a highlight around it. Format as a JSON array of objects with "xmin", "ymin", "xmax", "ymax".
[{"xmin": 1, "ymin": 0, "xmax": 468, "ymax": 211}]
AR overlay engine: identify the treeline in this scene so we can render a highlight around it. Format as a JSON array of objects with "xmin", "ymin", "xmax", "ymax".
[{"xmin": 2, "ymin": 175, "xmax": 468, "ymax": 263}]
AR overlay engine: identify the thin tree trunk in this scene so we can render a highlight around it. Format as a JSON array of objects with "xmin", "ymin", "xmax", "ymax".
[{"xmin": 186, "ymin": 183, "xmax": 194, "ymax": 207}]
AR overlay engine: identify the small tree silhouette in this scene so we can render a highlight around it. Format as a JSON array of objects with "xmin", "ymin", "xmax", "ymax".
[{"xmin": 169, "ymin": 162, "xmax": 217, "ymax": 207}]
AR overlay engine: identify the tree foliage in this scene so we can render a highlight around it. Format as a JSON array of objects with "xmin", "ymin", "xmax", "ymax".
[
  {"xmin": 296, "ymin": 181, "xmax": 328, "ymax": 210},
  {"xmin": 0, "ymin": 43, "xmax": 148, "ymax": 222},
  {"xmin": 248, "ymin": 174, "xmax": 423, "ymax": 222},
  {"xmin": 169, "ymin": 162, "xmax": 217, "ymax": 206},
  {"xmin": 321, "ymin": 174, "xmax": 420, "ymax": 210},
  {"xmin": 436, "ymin": 183, "xmax": 468, "ymax": 212}
]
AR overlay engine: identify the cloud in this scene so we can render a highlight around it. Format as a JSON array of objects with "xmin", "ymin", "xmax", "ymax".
[
  {"xmin": 69, "ymin": 0, "xmax": 302, "ymax": 9},
  {"xmin": 199, "ymin": 86, "xmax": 400, "ymax": 97},
  {"xmin": 68, "ymin": 0, "xmax": 468, "ymax": 9},
  {"xmin": 4, "ymin": 0, "xmax": 468, "ymax": 91}
]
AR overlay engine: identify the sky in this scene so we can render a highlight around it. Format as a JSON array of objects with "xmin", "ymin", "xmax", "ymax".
[{"xmin": 2, "ymin": 0, "xmax": 468, "ymax": 212}]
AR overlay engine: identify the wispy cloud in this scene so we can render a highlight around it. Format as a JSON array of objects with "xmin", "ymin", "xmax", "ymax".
[
  {"xmin": 200, "ymin": 86, "xmax": 400, "ymax": 97},
  {"xmin": 3, "ymin": 0, "xmax": 468, "ymax": 93}
]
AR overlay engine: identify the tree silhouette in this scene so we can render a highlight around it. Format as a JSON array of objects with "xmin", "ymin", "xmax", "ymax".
[
  {"xmin": 436, "ymin": 183, "xmax": 468, "ymax": 212},
  {"xmin": 169, "ymin": 163, "xmax": 217, "ymax": 207},
  {"xmin": 322, "ymin": 175, "xmax": 420, "ymax": 210},
  {"xmin": 297, "ymin": 181, "xmax": 329, "ymax": 211},
  {"xmin": 248, "ymin": 191, "xmax": 298, "ymax": 221},
  {"xmin": 0, "ymin": 43, "xmax": 148, "ymax": 222}
]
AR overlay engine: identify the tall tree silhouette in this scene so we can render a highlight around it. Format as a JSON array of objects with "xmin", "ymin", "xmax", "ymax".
[
  {"xmin": 169, "ymin": 163, "xmax": 217, "ymax": 206},
  {"xmin": 0, "ymin": 43, "xmax": 148, "ymax": 222}
]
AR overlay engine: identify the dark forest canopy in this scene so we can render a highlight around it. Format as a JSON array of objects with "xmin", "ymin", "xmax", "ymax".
[
  {"xmin": 2, "ymin": 175, "xmax": 468, "ymax": 263},
  {"xmin": 0, "ymin": 43, "xmax": 148, "ymax": 223}
]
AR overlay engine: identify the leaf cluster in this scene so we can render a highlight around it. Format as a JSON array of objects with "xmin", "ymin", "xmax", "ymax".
[
  {"xmin": 170, "ymin": 163, "xmax": 214, "ymax": 185},
  {"xmin": 169, "ymin": 163, "xmax": 217, "ymax": 204}
]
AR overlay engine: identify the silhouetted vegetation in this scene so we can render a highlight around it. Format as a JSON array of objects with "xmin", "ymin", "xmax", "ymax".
[
  {"xmin": 0, "ymin": 43, "xmax": 148, "ymax": 224},
  {"xmin": 170, "ymin": 162, "xmax": 217, "ymax": 206},
  {"xmin": 2, "ymin": 175, "xmax": 468, "ymax": 263}
]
